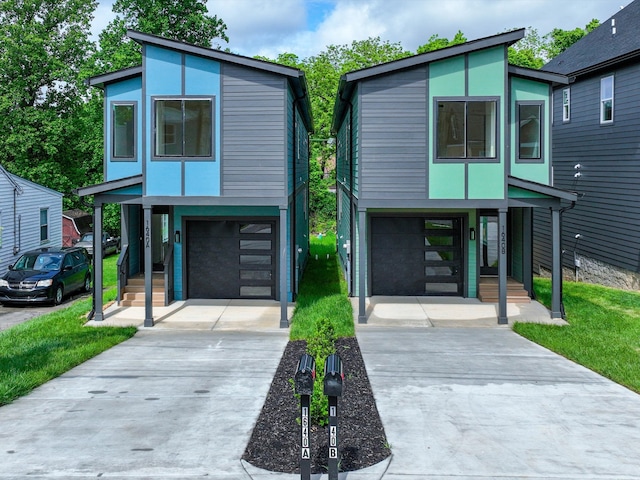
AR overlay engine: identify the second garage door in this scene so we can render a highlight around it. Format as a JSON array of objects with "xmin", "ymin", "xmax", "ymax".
[
  {"xmin": 186, "ymin": 220, "xmax": 276, "ymax": 299},
  {"xmin": 371, "ymin": 216, "xmax": 464, "ymax": 296}
]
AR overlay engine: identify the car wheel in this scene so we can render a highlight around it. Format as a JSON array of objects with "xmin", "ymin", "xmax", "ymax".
[
  {"xmin": 54, "ymin": 285, "xmax": 63, "ymax": 306},
  {"xmin": 83, "ymin": 275, "xmax": 91, "ymax": 293}
]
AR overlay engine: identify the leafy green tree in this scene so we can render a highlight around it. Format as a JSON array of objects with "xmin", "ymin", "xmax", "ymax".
[
  {"xmin": 544, "ymin": 19, "xmax": 600, "ymax": 59},
  {"xmin": 0, "ymin": 0, "xmax": 99, "ymax": 206},
  {"xmin": 508, "ymin": 27, "xmax": 546, "ymax": 69},
  {"xmin": 417, "ymin": 31, "xmax": 467, "ymax": 54}
]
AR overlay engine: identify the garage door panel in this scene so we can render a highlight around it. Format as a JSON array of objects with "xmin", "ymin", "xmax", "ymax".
[{"xmin": 187, "ymin": 220, "xmax": 276, "ymax": 299}]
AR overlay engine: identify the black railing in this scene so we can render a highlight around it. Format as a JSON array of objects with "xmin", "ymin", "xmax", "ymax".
[{"xmin": 116, "ymin": 245, "xmax": 129, "ymax": 305}]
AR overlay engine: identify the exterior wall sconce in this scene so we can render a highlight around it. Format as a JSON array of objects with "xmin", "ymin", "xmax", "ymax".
[
  {"xmin": 469, "ymin": 228, "xmax": 476, "ymax": 241},
  {"xmin": 175, "ymin": 230, "xmax": 181, "ymax": 243}
]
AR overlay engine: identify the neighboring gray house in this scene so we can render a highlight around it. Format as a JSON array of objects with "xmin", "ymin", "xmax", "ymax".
[
  {"xmin": 533, "ymin": 0, "xmax": 640, "ymax": 290},
  {"xmin": 0, "ymin": 165, "xmax": 63, "ymax": 273}
]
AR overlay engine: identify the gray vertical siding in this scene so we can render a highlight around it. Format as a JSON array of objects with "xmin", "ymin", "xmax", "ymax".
[
  {"xmin": 359, "ymin": 68, "xmax": 428, "ymax": 200},
  {"xmin": 533, "ymin": 62, "xmax": 640, "ymax": 273},
  {"xmin": 221, "ymin": 64, "xmax": 287, "ymax": 198}
]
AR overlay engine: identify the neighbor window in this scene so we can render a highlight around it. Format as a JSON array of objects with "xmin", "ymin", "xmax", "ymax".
[
  {"xmin": 154, "ymin": 98, "xmax": 213, "ymax": 157},
  {"xmin": 600, "ymin": 76, "xmax": 614, "ymax": 124},
  {"xmin": 40, "ymin": 208, "xmax": 49, "ymax": 242},
  {"xmin": 562, "ymin": 88, "xmax": 570, "ymax": 122},
  {"xmin": 518, "ymin": 103, "xmax": 542, "ymax": 160},
  {"xmin": 436, "ymin": 100, "xmax": 497, "ymax": 159},
  {"xmin": 112, "ymin": 103, "xmax": 135, "ymax": 158}
]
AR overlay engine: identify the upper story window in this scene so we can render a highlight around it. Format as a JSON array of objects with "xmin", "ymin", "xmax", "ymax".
[
  {"xmin": 562, "ymin": 88, "xmax": 570, "ymax": 122},
  {"xmin": 517, "ymin": 103, "xmax": 543, "ymax": 162},
  {"xmin": 154, "ymin": 98, "xmax": 213, "ymax": 158},
  {"xmin": 40, "ymin": 208, "xmax": 49, "ymax": 242},
  {"xmin": 112, "ymin": 103, "xmax": 135, "ymax": 158},
  {"xmin": 600, "ymin": 75, "xmax": 614, "ymax": 124},
  {"xmin": 436, "ymin": 99, "xmax": 497, "ymax": 160}
]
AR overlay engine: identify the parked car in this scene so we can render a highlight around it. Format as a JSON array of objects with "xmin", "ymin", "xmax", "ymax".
[
  {"xmin": 0, "ymin": 247, "xmax": 92, "ymax": 305},
  {"xmin": 74, "ymin": 232, "xmax": 121, "ymax": 257}
]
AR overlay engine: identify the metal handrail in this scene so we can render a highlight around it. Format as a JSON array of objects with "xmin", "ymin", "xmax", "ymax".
[{"xmin": 116, "ymin": 245, "xmax": 129, "ymax": 305}]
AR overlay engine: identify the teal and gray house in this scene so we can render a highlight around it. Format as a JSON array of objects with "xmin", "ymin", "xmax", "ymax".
[
  {"xmin": 331, "ymin": 29, "xmax": 577, "ymax": 324},
  {"xmin": 77, "ymin": 31, "xmax": 313, "ymax": 327}
]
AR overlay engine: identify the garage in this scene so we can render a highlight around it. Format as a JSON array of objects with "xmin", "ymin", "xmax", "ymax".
[
  {"xmin": 370, "ymin": 216, "xmax": 464, "ymax": 296},
  {"xmin": 186, "ymin": 220, "xmax": 276, "ymax": 299}
]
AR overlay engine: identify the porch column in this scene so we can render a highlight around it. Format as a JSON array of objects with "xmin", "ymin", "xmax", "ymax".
[
  {"xmin": 93, "ymin": 203, "xmax": 104, "ymax": 321},
  {"xmin": 143, "ymin": 205, "xmax": 154, "ymax": 327},
  {"xmin": 498, "ymin": 209, "xmax": 508, "ymax": 325},
  {"xmin": 522, "ymin": 208, "xmax": 533, "ymax": 296},
  {"xmin": 279, "ymin": 207, "xmax": 289, "ymax": 328},
  {"xmin": 551, "ymin": 207, "xmax": 562, "ymax": 318},
  {"xmin": 358, "ymin": 208, "xmax": 367, "ymax": 323}
]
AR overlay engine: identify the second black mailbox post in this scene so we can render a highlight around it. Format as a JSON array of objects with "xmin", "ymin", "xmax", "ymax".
[{"xmin": 324, "ymin": 353, "xmax": 344, "ymax": 480}]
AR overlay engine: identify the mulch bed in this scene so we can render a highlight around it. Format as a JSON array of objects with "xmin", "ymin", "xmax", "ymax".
[{"xmin": 242, "ymin": 337, "xmax": 391, "ymax": 474}]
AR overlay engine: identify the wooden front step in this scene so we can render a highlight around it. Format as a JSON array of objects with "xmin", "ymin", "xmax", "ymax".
[
  {"xmin": 121, "ymin": 273, "xmax": 166, "ymax": 307},
  {"xmin": 478, "ymin": 277, "xmax": 530, "ymax": 303}
]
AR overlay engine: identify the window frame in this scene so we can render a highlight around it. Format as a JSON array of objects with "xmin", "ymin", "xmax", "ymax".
[
  {"xmin": 434, "ymin": 96, "xmax": 500, "ymax": 163},
  {"xmin": 39, "ymin": 208, "xmax": 49, "ymax": 243},
  {"xmin": 111, "ymin": 101, "xmax": 137, "ymax": 161},
  {"xmin": 562, "ymin": 88, "xmax": 570, "ymax": 123},
  {"xmin": 516, "ymin": 101, "xmax": 544, "ymax": 164},
  {"xmin": 600, "ymin": 75, "xmax": 614, "ymax": 124},
  {"xmin": 152, "ymin": 96, "xmax": 216, "ymax": 161}
]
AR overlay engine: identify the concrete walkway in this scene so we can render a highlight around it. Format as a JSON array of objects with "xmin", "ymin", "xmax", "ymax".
[{"xmin": 1, "ymin": 300, "xmax": 640, "ymax": 479}]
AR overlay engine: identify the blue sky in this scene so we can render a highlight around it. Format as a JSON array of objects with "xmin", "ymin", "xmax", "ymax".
[{"xmin": 93, "ymin": 0, "xmax": 631, "ymax": 60}]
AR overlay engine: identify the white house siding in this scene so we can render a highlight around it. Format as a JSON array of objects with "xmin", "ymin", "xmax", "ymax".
[{"xmin": 0, "ymin": 170, "xmax": 63, "ymax": 273}]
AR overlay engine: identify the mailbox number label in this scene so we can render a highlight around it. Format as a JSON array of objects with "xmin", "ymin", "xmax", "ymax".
[
  {"xmin": 330, "ymin": 406, "xmax": 336, "ymax": 417},
  {"xmin": 301, "ymin": 406, "xmax": 310, "ymax": 459},
  {"xmin": 329, "ymin": 447, "xmax": 338, "ymax": 459},
  {"xmin": 330, "ymin": 426, "xmax": 337, "ymax": 447}
]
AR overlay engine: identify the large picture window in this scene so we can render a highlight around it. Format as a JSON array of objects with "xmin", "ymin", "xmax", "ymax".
[
  {"xmin": 600, "ymin": 76, "xmax": 614, "ymax": 124},
  {"xmin": 154, "ymin": 98, "xmax": 213, "ymax": 157},
  {"xmin": 518, "ymin": 103, "xmax": 542, "ymax": 161},
  {"xmin": 436, "ymin": 100, "xmax": 497, "ymax": 160},
  {"xmin": 112, "ymin": 103, "xmax": 135, "ymax": 158}
]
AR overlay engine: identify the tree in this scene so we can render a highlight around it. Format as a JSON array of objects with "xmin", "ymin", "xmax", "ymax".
[
  {"xmin": 417, "ymin": 31, "xmax": 467, "ymax": 54},
  {"xmin": 0, "ymin": 0, "xmax": 99, "ymax": 204},
  {"xmin": 508, "ymin": 28, "xmax": 546, "ymax": 69},
  {"xmin": 93, "ymin": 0, "xmax": 229, "ymax": 74},
  {"xmin": 544, "ymin": 19, "xmax": 600, "ymax": 59}
]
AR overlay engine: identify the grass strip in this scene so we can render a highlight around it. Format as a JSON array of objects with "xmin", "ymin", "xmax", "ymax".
[
  {"xmin": 514, "ymin": 278, "xmax": 640, "ymax": 393},
  {"xmin": 0, "ymin": 256, "xmax": 137, "ymax": 406}
]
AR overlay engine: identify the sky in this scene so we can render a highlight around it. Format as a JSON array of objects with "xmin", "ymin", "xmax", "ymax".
[{"xmin": 92, "ymin": 0, "xmax": 632, "ymax": 60}]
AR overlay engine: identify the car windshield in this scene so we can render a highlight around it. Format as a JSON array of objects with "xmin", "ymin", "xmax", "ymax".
[
  {"xmin": 14, "ymin": 253, "xmax": 64, "ymax": 272},
  {"xmin": 80, "ymin": 233, "xmax": 93, "ymax": 242}
]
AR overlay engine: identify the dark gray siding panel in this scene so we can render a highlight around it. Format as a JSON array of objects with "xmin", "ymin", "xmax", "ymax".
[
  {"xmin": 222, "ymin": 64, "xmax": 287, "ymax": 198},
  {"xmin": 534, "ymin": 62, "xmax": 640, "ymax": 274},
  {"xmin": 359, "ymin": 68, "xmax": 428, "ymax": 200}
]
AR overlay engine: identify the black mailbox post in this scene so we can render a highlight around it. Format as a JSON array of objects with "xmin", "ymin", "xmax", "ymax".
[
  {"xmin": 324, "ymin": 354, "xmax": 344, "ymax": 480},
  {"xmin": 294, "ymin": 354, "xmax": 315, "ymax": 480}
]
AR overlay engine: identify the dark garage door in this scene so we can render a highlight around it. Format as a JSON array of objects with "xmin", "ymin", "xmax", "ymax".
[
  {"xmin": 371, "ymin": 216, "xmax": 463, "ymax": 296},
  {"xmin": 186, "ymin": 220, "xmax": 276, "ymax": 299}
]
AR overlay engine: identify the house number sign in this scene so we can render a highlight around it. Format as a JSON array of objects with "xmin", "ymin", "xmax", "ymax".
[
  {"xmin": 145, "ymin": 220, "xmax": 151, "ymax": 249},
  {"xmin": 500, "ymin": 224, "xmax": 506, "ymax": 255}
]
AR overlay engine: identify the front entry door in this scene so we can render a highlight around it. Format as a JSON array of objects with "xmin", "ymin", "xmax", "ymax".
[{"xmin": 479, "ymin": 214, "xmax": 498, "ymax": 275}]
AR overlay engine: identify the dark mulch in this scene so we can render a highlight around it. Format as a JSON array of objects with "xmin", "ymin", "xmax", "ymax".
[{"xmin": 242, "ymin": 336, "xmax": 391, "ymax": 474}]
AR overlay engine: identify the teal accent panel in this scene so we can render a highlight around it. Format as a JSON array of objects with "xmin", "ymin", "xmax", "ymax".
[
  {"xmin": 510, "ymin": 77, "xmax": 551, "ymax": 184},
  {"xmin": 184, "ymin": 162, "xmax": 220, "ymax": 195},
  {"xmin": 507, "ymin": 186, "xmax": 548, "ymax": 199},
  {"xmin": 429, "ymin": 58, "xmax": 465, "ymax": 199},
  {"xmin": 105, "ymin": 77, "xmax": 143, "ymax": 181},
  {"xmin": 511, "ymin": 209, "xmax": 524, "ymax": 283},
  {"xmin": 172, "ymin": 205, "xmax": 280, "ymax": 299},
  {"xmin": 467, "ymin": 47, "xmax": 505, "ymax": 96},
  {"xmin": 468, "ymin": 163, "xmax": 504, "ymax": 199},
  {"xmin": 110, "ymin": 185, "xmax": 143, "ymax": 196},
  {"xmin": 146, "ymin": 162, "xmax": 182, "ymax": 196},
  {"xmin": 429, "ymin": 56, "xmax": 465, "ymax": 96},
  {"xmin": 429, "ymin": 163, "xmax": 465, "ymax": 199}
]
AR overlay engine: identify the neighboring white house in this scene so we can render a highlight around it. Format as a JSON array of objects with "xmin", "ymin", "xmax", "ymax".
[{"xmin": 0, "ymin": 165, "xmax": 63, "ymax": 273}]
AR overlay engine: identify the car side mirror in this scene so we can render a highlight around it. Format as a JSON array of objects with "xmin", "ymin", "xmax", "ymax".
[{"xmin": 8, "ymin": 265, "xmax": 14, "ymax": 271}]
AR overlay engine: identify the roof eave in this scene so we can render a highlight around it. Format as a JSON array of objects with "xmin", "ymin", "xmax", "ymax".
[
  {"xmin": 508, "ymin": 65, "xmax": 569, "ymax": 86},
  {"xmin": 74, "ymin": 175, "xmax": 143, "ymax": 197},
  {"xmin": 508, "ymin": 176, "xmax": 578, "ymax": 202},
  {"xmin": 86, "ymin": 66, "xmax": 143, "ymax": 89}
]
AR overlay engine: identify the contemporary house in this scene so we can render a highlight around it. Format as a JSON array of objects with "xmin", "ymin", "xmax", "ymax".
[
  {"xmin": 0, "ymin": 165, "xmax": 63, "ymax": 273},
  {"xmin": 77, "ymin": 31, "xmax": 313, "ymax": 327},
  {"xmin": 332, "ymin": 29, "xmax": 577, "ymax": 324},
  {"xmin": 533, "ymin": 0, "xmax": 640, "ymax": 290}
]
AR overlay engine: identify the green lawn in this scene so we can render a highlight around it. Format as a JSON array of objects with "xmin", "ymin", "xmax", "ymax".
[
  {"xmin": 514, "ymin": 278, "xmax": 640, "ymax": 393},
  {"xmin": 0, "ymin": 255, "xmax": 137, "ymax": 406}
]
